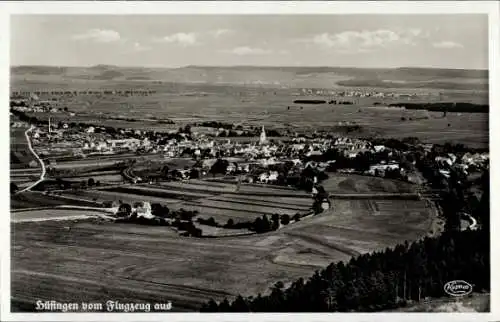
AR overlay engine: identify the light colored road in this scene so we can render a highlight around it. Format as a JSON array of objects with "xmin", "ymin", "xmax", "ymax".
[
  {"xmin": 17, "ymin": 126, "xmax": 46, "ymax": 193},
  {"xmin": 11, "ymin": 206, "xmax": 116, "ymax": 223}
]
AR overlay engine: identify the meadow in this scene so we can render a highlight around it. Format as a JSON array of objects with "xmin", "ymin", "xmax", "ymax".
[
  {"xmin": 51, "ymin": 179, "xmax": 313, "ymax": 225},
  {"xmin": 321, "ymin": 174, "xmax": 417, "ymax": 194}
]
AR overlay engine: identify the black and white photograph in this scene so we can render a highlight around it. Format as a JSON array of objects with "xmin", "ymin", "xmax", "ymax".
[{"xmin": 2, "ymin": 1, "xmax": 498, "ymax": 320}]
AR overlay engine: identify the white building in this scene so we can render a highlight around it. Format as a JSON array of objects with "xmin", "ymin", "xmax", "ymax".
[
  {"xmin": 109, "ymin": 138, "xmax": 141, "ymax": 149},
  {"xmin": 134, "ymin": 201, "xmax": 154, "ymax": 219},
  {"xmin": 259, "ymin": 125, "xmax": 267, "ymax": 145},
  {"xmin": 268, "ymin": 171, "xmax": 279, "ymax": 182}
]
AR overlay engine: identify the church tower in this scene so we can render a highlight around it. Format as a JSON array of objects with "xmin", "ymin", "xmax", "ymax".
[{"xmin": 259, "ymin": 125, "xmax": 267, "ymax": 145}]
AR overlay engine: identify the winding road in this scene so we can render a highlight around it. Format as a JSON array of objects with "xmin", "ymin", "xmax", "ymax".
[{"xmin": 17, "ymin": 126, "xmax": 46, "ymax": 193}]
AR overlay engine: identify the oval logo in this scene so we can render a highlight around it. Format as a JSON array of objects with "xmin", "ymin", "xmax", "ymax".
[{"xmin": 444, "ymin": 280, "xmax": 473, "ymax": 297}]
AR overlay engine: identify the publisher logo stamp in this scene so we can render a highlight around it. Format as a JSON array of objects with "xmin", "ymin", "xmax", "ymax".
[{"xmin": 444, "ymin": 280, "xmax": 473, "ymax": 297}]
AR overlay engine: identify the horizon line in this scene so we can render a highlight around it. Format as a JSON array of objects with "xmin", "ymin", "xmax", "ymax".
[{"xmin": 10, "ymin": 64, "xmax": 489, "ymax": 71}]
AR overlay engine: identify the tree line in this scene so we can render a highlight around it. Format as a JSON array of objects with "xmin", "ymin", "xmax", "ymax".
[
  {"xmin": 197, "ymin": 212, "xmax": 306, "ymax": 234},
  {"xmin": 114, "ymin": 202, "xmax": 203, "ymax": 237},
  {"xmin": 388, "ymin": 102, "xmax": 489, "ymax": 113}
]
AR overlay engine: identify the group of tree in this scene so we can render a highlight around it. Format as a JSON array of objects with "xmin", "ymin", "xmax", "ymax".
[
  {"xmin": 86, "ymin": 178, "xmax": 100, "ymax": 187},
  {"xmin": 209, "ymin": 158, "xmax": 230, "ymax": 176},
  {"xmin": 151, "ymin": 203, "xmax": 170, "ymax": 218},
  {"xmin": 292, "ymin": 167, "xmax": 329, "ymax": 192},
  {"xmin": 174, "ymin": 219, "xmax": 203, "ymax": 237},
  {"xmin": 10, "ymin": 100, "xmax": 29, "ymax": 107},
  {"xmin": 114, "ymin": 202, "xmax": 202, "ymax": 236},
  {"xmin": 330, "ymin": 124, "xmax": 363, "ymax": 134},
  {"xmin": 115, "ymin": 211, "xmax": 171, "ymax": 226},
  {"xmin": 388, "ymin": 102, "xmax": 489, "ymax": 114},
  {"xmin": 197, "ymin": 213, "xmax": 298, "ymax": 233},
  {"xmin": 76, "ymin": 178, "xmax": 101, "ymax": 190},
  {"xmin": 293, "ymin": 99, "xmax": 326, "ymax": 104},
  {"xmin": 328, "ymin": 100, "xmax": 354, "ymax": 105},
  {"xmin": 432, "ymin": 142, "xmax": 487, "ymax": 154},
  {"xmin": 217, "ymin": 128, "xmax": 282, "ymax": 138},
  {"xmin": 302, "ymin": 147, "xmax": 409, "ymax": 182},
  {"xmin": 312, "ymin": 185, "xmax": 330, "ymax": 215},
  {"xmin": 178, "ymin": 124, "xmax": 192, "ymax": 136},
  {"xmin": 197, "ymin": 121, "xmax": 234, "ymax": 130}
]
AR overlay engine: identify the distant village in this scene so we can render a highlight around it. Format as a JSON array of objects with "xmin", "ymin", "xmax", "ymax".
[{"xmin": 296, "ymin": 88, "xmax": 440, "ymax": 98}]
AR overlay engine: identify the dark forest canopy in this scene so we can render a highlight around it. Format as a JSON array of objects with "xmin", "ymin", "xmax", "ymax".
[
  {"xmin": 389, "ymin": 102, "xmax": 489, "ymax": 113},
  {"xmin": 294, "ymin": 99, "xmax": 327, "ymax": 104}
]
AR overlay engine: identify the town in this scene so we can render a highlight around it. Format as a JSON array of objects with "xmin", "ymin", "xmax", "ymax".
[{"xmin": 11, "ymin": 93, "xmax": 488, "ymax": 234}]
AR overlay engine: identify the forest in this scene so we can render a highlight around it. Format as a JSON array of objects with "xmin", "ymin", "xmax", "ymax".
[{"xmin": 388, "ymin": 102, "xmax": 489, "ymax": 113}]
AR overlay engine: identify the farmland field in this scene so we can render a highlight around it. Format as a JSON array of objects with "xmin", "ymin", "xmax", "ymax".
[
  {"xmin": 65, "ymin": 174, "xmax": 124, "ymax": 183},
  {"xmin": 11, "ymin": 193, "xmax": 437, "ymax": 311},
  {"xmin": 11, "ymin": 208, "xmax": 109, "ymax": 223},
  {"xmin": 155, "ymin": 180, "xmax": 307, "ymax": 196},
  {"xmin": 61, "ymin": 178, "xmax": 312, "ymax": 223},
  {"xmin": 61, "ymin": 190, "xmax": 184, "ymax": 206},
  {"xmin": 322, "ymin": 174, "xmax": 417, "ymax": 194},
  {"xmin": 11, "ymin": 192, "xmax": 103, "ymax": 210},
  {"xmin": 54, "ymin": 174, "xmax": 428, "ymax": 225}
]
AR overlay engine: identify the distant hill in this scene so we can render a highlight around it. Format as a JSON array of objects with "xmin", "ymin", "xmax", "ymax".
[
  {"xmin": 10, "ymin": 65, "xmax": 489, "ymax": 91},
  {"xmin": 185, "ymin": 65, "xmax": 488, "ymax": 78},
  {"xmin": 396, "ymin": 67, "xmax": 487, "ymax": 78}
]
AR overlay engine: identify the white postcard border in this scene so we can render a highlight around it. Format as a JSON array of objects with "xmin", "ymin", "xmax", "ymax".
[{"xmin": 1, "ymin": 1, "xmax": 498, "ymax": 322}]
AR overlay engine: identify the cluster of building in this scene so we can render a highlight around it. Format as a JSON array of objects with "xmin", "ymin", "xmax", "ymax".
[
  {"xmin": 11, "ymin": 98, "xmax": 74, "ymax": 115},
  {"xmin": 435, "ymin": 152, "xmax": 489, "ymax": 179},
  {"xmin": 23, "ymin": 112, "xmax": 490, "ymax": 189},
  {"xmin": 297, "ymin": 88, "xmax": 437, "ymax": 99}
]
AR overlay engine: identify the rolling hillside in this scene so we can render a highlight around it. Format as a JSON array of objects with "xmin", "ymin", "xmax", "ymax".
[{"xmin": 10, "ymin": 65, "xmax": 489, "ymax": 91}]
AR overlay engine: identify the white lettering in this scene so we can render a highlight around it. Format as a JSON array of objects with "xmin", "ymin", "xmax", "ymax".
[
  {"xmin": 106, "ymin": 300, "xmax": 115, "ymax": 312},
  {"xmin": 35, "ymin": 300, "xmax": 79, "ymax": 312},
  {"xmin": 105, "ymin": 300, "xmax": 151, "ymax": 312},
  {"xmin": 154, "ymin": 302, "xmax": 172, "ymax": 311}
]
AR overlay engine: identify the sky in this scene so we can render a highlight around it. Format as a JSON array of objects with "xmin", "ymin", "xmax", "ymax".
[{"xmin": 10, "ymin": 14, "xmax": 489, "ymax": 69}]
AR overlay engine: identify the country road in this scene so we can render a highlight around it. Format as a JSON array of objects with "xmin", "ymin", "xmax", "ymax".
[{"xmin": 17, "ymin": 126, "xmax": 46, "ymax": 193}]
